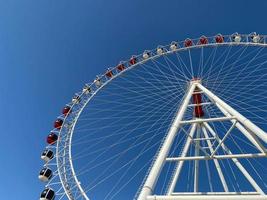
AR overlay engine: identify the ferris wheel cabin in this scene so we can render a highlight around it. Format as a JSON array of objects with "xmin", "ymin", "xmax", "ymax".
[
  {"xmin": 41, "ymin": 149, "xmax": 54, "ymax": 162},
  {"xmin": 62, "ymin": 106, "xmax": 71, "ymax": 116},
  {"xmin": 39, "ymin": 168, "xmax": 53, "ymax": 182},
  {"xmin": 40, "ymin": 188, "xmax": 55, "ymax": 200},
  {"xmin": 54, "ymin": 118, "xmax": 63, "ymax": 129},
  {"xmin": 46, "ymin": 132, "xmax": 58, "ymax": 145}
]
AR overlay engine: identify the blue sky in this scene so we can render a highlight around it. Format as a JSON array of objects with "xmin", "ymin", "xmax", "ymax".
[{"xmin": 1, "ymin": 0, "xmax": 267, "ymax": 199}]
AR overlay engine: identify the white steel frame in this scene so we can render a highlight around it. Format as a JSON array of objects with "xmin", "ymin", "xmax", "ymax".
[
  {"xmin": 137, "ymin": 82, "xmax": 267, "ymax": 200},
  {"xmin": 40, "ymin": 33, "xmax": 267, "ymax": 200}
]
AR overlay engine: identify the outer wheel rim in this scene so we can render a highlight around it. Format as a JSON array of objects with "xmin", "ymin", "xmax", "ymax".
[{"xmin": 42, "ymin": 33, "xmax": 267, "ymax": 200}]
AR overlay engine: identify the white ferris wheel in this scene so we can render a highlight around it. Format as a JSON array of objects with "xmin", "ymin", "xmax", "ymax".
[{"xmin": 39, "ymin": 33, "xmax": 267, "ymax": 200}]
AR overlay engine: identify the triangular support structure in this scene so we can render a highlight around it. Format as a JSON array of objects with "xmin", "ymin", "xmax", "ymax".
[{"xmin": 137, "ymin": 80, "xmax": 267, "ymax": 200}]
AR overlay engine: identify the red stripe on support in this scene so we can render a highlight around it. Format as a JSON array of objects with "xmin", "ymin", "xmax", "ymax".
[{"xmin": 192, "ymin": 88, "xmax": 204, "ymax": 117}]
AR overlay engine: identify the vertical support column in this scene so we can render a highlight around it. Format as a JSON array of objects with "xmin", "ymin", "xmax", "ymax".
[
  {"xmin": 167, "ymin": 123, "xmax": 197, "ymax": 195},
  {"xmin": 137, "ymin": 83, "xmax": 196, "ymax": 200},
  {"xmin": 194, "ymin": 124, "xmax": 200, "ymax": 192}
]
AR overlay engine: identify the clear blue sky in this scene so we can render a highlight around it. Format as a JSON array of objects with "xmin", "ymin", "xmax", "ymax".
[{"xmin": 1, "ymin": 0, "xmax": 267, "ymax": 199}]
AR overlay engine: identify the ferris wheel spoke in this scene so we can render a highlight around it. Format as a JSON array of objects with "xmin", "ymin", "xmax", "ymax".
[
  {"xmin": 73, "ymin": 111, "xmax": 176, "ymax": 161},
  {"xmin": 215, "ymin": 47, "xmax": 265, "ymax": 96},
  {"xmin": 79, "ymin": 86, "xmax": 181, "ymax": 117},
  {"xmin": 167, "ymin": 49, "xmax": 193, "ymax": 79},
  {"xmin": 78, "ymin": 90, "xmax": 180, "ymax": 117},
  {"xmin": 132, "ymin": 63, "xmax": 184, "ymax": 99},
  {"xmin": 106, "ymin": 156, "xmax": 155, "ymax": 200},
  {"xmin": 133, "ymin": 62, "xmax": 185, "ymax": 87},
  {"xmin": 211, "ymin": 61, "xmax": 267, "ymax": 96},
  {"xmin": 161, "ymin": 131, "xmax": 186, "ymax": 194},
  {"xmin": 187, "ymin": 49, "xmax": 194, "ymax": 79},
  {"xmin": 206, "ymin": 49, "xmax": 267, "ymax": 84},
  {"xmin": 229, "ymin": 134, "xmax": 267, "ymax": 189},
  {"xmin": 73, "ymin": 123, "xmax": 170, "ymax": 160},
  {"xmin": 148, "ymin": 56, "xmax": 189, "ymax": 88},
  {"xmin": 102, "ymin": 110, "xmax": 182, "ymax": 200},
  {"xmin": 204, "ymin": 43, "xmax": 258, "ymax": 82},
  {"xmin": 81, "ymin": 110, "xmax": 174, "ymax": 194},
  {"xmin": 209, "ymin": 45, "xmax": 233, "ymax": 91},
  {"xmin": 206, "ymin": 45, "xmax": 231, "ymax": 78},
  {"xmin": 119, "ymin": 70, "xmax": 183, "ymax": 100},
  {"xmin": 218, "ymin": 93, "xmax": 267, "ymax": 124},
  {"xmin": 173, "ymin": 51, "xmax": 194, "ymax": 79},
  {"xmin": 162, "ymin": 53, "xmax": 191, "ymax": 82},
  {"xmin": 198, "ymin": 44, "xmax": 218, "ymax": 80},
  {"xmin": 149, "ymin": 56, "xmax": 186, "ymax": 83},
  {"xmin": 203, "ymin": 45, "xmax": 221, "ymax": 84},
  {"xmin": 39, "ymin": 34, "xmax": 267, "ymax": 200},
  {"xmin": 74, "ymin": 94, "xmax": 181, "ymax": 175},
  {"xmin": 73, "ymin": 106, "xmax": 181, "ymax": 147},
  {"xmin": 206, "ymin": 124, "xmax": 242, "ymax": 192},
  {"xmin": 203, "ymin": 44, "xmax": 248, "ymax": 82},
  {"xmin": 212, "ymin": 121, "xmax": 264, "ymax": 191},
  {"xmin": 75, "ymin": 89, "xmax": 180, "ymax": 133},
  {"xmin": 217, "ymin": 72, "xmax": 267, "ymax": 103},
  {"xmin": 142, "ymin": 57, "xmax": 187, "ymax": 81},
  {"xmin": 198, "ymin": 46, "xmax": 207, "ymax": 80}
]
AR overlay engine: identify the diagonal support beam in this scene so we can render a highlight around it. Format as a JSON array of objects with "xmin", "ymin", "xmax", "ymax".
[
  {"xmin": 137, "ymin": 83, "xmax": 197, "ymax": 200},
  {"xmin": 216, "ymin": 103, "xmax": 266, "ymax": 153},
  {"xmin": 202, "ymin": 125, "xmax": 229, "ymax": 192},
  {"xmin": 211, "ymin": 121, "xmax": 237, "ymax": 157},
  {"xmin": 167, "ymin": 123, "xmax": 197, "ymax": 195},
  {"xmin": 204, "ymin": 122, "xmax": 265, "ymax": 194},
  {"xmin": 180, "ymin": 126, "xmax": 210, "ymax": 156},
  {"xmin": 197, "ymin": 83, "xmax": 267, "ymax": 143}
]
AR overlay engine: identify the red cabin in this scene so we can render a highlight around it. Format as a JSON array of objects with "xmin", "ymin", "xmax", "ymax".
[
  {"xmin": 184, "ymin": 39, "xmax": 193, "ymax": 47},
  {"xmin": 192, "ymin": 88, "xmax": 204, "ymax": 118},
  {"xmin": 54, "ymin": 119, "xmax": 63, "ymax": 129},
  {"xmin": 62, "ymin": 106, "xmax": 71, "ymax": 116},
  {"xmin": 199, "ymin": 36, "xmax": 208, "ymax": 45},
  {"xmin": 105, "ymin": 70, "xmax": 113, "ymax": 78},
  {"xmin": 117, "ymin": 63, "xmax": 125, "ymax": 71},
  {"xmin": 215, "ymin": 34, "xmax": 224, "ymax": 43},
  {"xmin": 47, "ymin": 132, "xmax": 58, "ymax": 145},
  {"xmin": 129, "ymin": 56, "xmax": 137, "ymax": 65}
]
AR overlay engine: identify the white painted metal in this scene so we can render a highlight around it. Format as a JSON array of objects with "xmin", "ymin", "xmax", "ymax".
[
  {"xmin": 171, "ymin": 192, "xmax": 260, "ymax": 195},
  {"xmin": 167, "ymin": 123, "xmax": 197, "ymax": 195},
  {"xmin": 194, "ymin": 125, "xmax": 200, "ymax": 192},
  {"xmin": 147, "ymin": 195, "xmax": 267, "ymax": 200},
  {"xmin": 50, "ymin": 35, "xmax": 267, "ymax": 200},
  {"xmin": 204, "ymin": 122, "xmax": 265, "ymax": 194},
  {"xmin": 188, "ymin": 102, "xmax": 212, "ymax": 107},
  {"xmin": 139, "ymin": 82, "xmax": 266, "ymax": 199},
  {"xmin": 193, "ymin": 137, "xmax": 215, "ymax": 141},
  {"xmin": 166, "ymin": 153, "xmax": 267, "ymax": 161},
  {"xmin": 201, "ymin": 125, "xmax": 229, "ymax": 192},
  {"xmin": 180, "ymin": 127, "xmax": 210, "ymax": 156},
  {"xmin": 197, "ymin": 83, "xmax": 267, "ymax": 143},
  {"xmin": 180, "ymin": 117, "xmax": 235, "ymax": 124},
  {"xmin": 210, "ymin": 121, "xmax": 237, "ymax": 157},
  {"xmin": 137, "ymin": 83, "xmax": 197, "ymax": 200},
  {"xmin": 216, "ymin": 104, "xmax": 266, "ymax": 153}
]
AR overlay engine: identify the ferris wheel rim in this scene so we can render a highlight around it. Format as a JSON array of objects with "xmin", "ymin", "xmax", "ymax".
[{"xmin": 42, "ymin": 33, "xmax": 267, "ymax": 200}]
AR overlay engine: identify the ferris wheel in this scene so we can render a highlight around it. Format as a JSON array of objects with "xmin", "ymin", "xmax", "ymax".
[{"xmin": 39, "ymin": 33, "xmax": 267, "ymax": 200}]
